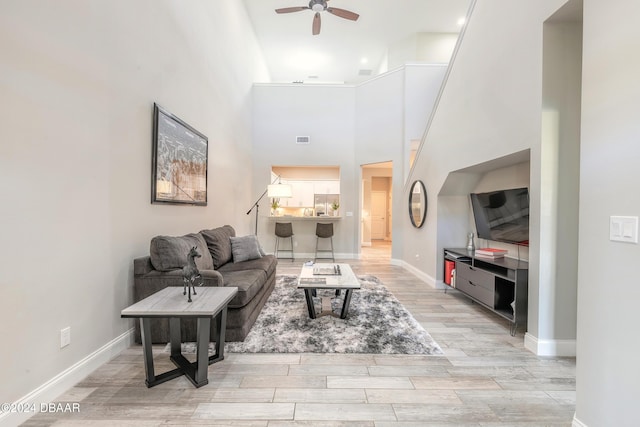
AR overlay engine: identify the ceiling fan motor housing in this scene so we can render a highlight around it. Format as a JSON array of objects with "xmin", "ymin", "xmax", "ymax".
[
  {"xmin": 309, "ymin": 0, "xmax": 327, "ymax": 12},
  {"xmin": 276, "ymin": 1, "xmax": 358, "ymax": 36}
]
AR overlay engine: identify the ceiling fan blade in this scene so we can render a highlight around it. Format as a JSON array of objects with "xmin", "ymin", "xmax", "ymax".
[
  {"xmin": 275, "ymin": 6, "xmax": 309, "ymax": 14},
  {"xmin": 312, "ymin": 12, "xmax": 321, "ymax": 35},
  {"xmin": 326, "ymin": 7, "xmax": 359, "ymax": 21}
]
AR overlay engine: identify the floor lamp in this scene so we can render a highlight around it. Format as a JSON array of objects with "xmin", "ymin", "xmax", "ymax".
[{"xmin": 246, "ymin": 175, "xmax": 292, "ymax": 235}]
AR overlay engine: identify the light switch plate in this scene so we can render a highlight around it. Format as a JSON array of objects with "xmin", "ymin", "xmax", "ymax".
[{"xmin": 610, "ymin": 216, "xmax": 638, "ymax": 243}]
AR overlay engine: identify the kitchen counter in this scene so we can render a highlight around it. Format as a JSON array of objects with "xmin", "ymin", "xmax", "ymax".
[{"xmin": 267, "ymin": 216, "xmax": 342, "ymax": 221}]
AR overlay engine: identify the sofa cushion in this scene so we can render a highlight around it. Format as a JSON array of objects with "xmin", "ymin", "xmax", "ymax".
[
  {"xmin": 149, "ymin": 233, "xmax": 214, "ymax": 272},
  {"xmin": 200, "ymin": 225, "xmax": 235, "ymax": 268},
  {"xmin": 230, "ymin": 235, "xmax": 263, "ymax": 263},
  {"xmin": 218, "ymin": 254, "xmax": 277, "ymax": 278},
  {"xmin": 221, "ymin": 269, "xmax": 267, "ymax": 308}
]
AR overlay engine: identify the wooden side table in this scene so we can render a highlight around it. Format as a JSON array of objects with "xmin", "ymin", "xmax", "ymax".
[{"xmin": 121, "ymin": 286, "xmax": 237, "ymax": 388}]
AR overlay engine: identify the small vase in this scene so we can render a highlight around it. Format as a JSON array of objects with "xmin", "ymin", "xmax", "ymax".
[{"xmin": 466, "ymin": 232, "xmax": 475, "ymax": 252}]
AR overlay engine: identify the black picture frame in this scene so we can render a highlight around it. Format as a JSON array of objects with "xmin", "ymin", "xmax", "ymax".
[{"xmin": 151, "ymin": 103, "xmax": 208, "ymax": 206}]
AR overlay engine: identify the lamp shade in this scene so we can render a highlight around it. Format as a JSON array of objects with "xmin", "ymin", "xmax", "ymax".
[{"xmin": 267, "ymin": 183, "xmax": 292, "ymax": 198}]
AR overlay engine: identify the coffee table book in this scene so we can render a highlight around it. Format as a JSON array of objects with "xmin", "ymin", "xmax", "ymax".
[{"xmin": 475, "ymin": 248, "xmax": 507, "ymax": 258}]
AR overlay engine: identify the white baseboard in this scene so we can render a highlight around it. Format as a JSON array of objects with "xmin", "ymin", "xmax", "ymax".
[
  {"xmin": 524, "ymin": 332, "xmax": 576, "ymax": 357},
  {"xmin": 0, "ymin": 328, "xmax": 134, "ymax": 427},
  {"xmin": 572, "ymin": 414, "xmax": 587, "ymax": 427},
  {"xmin": 394, "ymin": 259, "xmax": 438, "ymax": 288}
]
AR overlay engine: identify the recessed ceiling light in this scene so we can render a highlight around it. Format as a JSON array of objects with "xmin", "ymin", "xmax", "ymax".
[
  {"xmin": 360, "ymin": 57, "xmax": 368, "ymax": 64},
  {"xmin": 457, "ymin": 17, "xmax": 466, "ymax": 26}
]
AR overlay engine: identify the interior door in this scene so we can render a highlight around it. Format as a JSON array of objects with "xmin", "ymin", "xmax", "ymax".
[{"xmin": 371, "ymin": 191, "xmax": 387, "ymax": 239}]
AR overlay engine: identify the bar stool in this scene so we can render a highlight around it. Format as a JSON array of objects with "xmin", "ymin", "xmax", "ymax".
[
  {"xmin": 314, "ymin": 222, "xmax": 335, "ymax": 262},
  {"xmin": 274, "ymin": 222, "xmax": 294, "ymax": 261}
]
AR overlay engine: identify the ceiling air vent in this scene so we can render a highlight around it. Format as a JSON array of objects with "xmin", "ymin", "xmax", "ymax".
[
  {"xmin": 296, "ymin": 136, "xmax": 310, "ymax": 145},
  {"xmin": 358, "ymin": 69, "xmax": 372, "ymax": 76}
]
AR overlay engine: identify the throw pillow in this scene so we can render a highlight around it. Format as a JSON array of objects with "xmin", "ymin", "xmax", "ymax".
[
  {"xmin": 149, "ymin": 233, "xmax": 214, "ymax": 272},
  {"xmin": 230, "ymin": 235, "xmax": 263, "ymax": 263},
  {"xmin": 200, "ymin": 225, "xmax": 235, "ymax": 268}
]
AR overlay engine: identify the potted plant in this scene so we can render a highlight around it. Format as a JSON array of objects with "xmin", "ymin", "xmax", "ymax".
[
  {"xmin": 270, "ymin": 199, "xmax": 280, "ymax": 216},
  {"xmin": 331, "ymin": 201, "xmax": 340, "ymax": 216}
]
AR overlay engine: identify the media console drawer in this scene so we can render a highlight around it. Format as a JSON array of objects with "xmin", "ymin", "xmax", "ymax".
[
  {"xmin": 455, "ymin": 277, "xmax": 495, "ymax": 307},
  {"xmin": 455, "ymin": 262, "xmax": 495, "ymax": 290}
]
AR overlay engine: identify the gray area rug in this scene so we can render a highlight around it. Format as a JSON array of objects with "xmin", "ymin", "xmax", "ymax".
[{"xmin": 170, "ymin": 275, "xmax": 442, "ymax": 355}]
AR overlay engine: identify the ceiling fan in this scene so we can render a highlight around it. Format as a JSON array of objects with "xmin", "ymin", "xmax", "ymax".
[{"xmin": 276, "ymin": 0, "xmax": 359, "ymax": 35}]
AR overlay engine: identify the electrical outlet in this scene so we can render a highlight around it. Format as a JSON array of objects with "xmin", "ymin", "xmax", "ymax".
[{"xmin": 60, "ymin": 327, "xmax": 71, "ymax": 348}]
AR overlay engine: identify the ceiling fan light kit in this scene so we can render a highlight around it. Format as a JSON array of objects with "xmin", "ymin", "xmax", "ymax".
[
  {"xmin": 311, "ymin": 1, "xmax": 325, "ymax": 12},
  {"xmin": 275, "ymin": 0, "xmax": 359, "ymax": 35}
]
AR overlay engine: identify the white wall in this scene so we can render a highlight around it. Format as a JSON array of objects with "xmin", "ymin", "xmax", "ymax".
[
  {"xmin": 387, "ymin": 33, "xmax": 459, "ymax": 69},
  {"xmin": 0, "ymin": 0, "xmax": 267, "ymax": 416},
  {"xmin": 403, "ymin": 0, "xmax": 571, "ymax": 350},
  {"xmin": 252, "ymin": 65, "xmax": 446, "ymax": 259},
  {"xmin": 354, "ymin": 70, "xmax": 406, "ymax": 258},
  {"xmin": 577, "ymin": 0, "xmax": 640, "ymax": 425},
  {"xmin": 404, "ymin": 65, "xmax": 449, "ymax": 184},
  {"xmin": 251, "ymin": 84, "xmax": 358, "ymax": 257},
  {"xmin": 356, "ymin": 66, "xmax": 447, "ymax": 259}
]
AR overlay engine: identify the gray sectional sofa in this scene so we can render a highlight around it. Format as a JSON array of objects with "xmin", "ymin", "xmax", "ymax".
[{"xmin": 133, "ymin": 225, "xmax": 277, "ymax": 342}]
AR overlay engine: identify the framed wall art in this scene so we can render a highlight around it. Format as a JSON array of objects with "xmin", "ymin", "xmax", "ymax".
[{"xmin": 151, "ymin": 103, "xmax": 208, "ymax": 205}]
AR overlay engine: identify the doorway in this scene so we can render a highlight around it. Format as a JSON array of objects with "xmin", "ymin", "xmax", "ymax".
[{"xmin": 361, "ymin": 162, "xmax": 392, "ymax": 258}]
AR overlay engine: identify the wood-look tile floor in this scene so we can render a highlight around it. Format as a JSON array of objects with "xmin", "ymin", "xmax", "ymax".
[{"xmin": 23, "ymin": 241, "xmax": 576, "ymax": 426}]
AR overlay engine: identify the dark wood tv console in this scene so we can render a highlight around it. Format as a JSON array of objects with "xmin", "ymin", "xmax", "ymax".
[{"xmin": 444, "ymin": 248, "xmax": 528, "ymax": 336}]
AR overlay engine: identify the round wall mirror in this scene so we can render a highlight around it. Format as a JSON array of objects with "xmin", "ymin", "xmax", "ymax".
[{"xmin": 409, "ymin": 180, "xmax": 427, "ymax": 228}]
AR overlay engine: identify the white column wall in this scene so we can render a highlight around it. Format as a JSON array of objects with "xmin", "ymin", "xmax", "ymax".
[{"xmin": 576, "ymin": 0, "xmax": 640, "ymax": 425}]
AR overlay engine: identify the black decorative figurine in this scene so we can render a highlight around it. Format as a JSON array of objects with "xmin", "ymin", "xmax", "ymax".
[{"xmin": 182, "ymin": 247, "xmax": 203, "ymax": 302}]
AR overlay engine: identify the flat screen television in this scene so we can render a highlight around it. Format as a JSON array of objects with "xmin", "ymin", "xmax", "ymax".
[{"xmin": 470, "ymin": 187, "xmax": 530, "ymax": 246}]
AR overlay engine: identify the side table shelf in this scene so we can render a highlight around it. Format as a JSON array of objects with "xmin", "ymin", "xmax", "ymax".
[{"xmin": 443, "ymin": 248, "xmax": 528, "ymax": 336}]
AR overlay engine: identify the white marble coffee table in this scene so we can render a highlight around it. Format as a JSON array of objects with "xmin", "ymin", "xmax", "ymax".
[{"xmin": 297, "ymin": 263, "xmax": 360, "ymax": 319}]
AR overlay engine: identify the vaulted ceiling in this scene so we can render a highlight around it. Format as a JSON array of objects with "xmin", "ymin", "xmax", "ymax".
[{"xmin": 242, "ymin": 0, "xmax": 471, "ymax": 84}]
